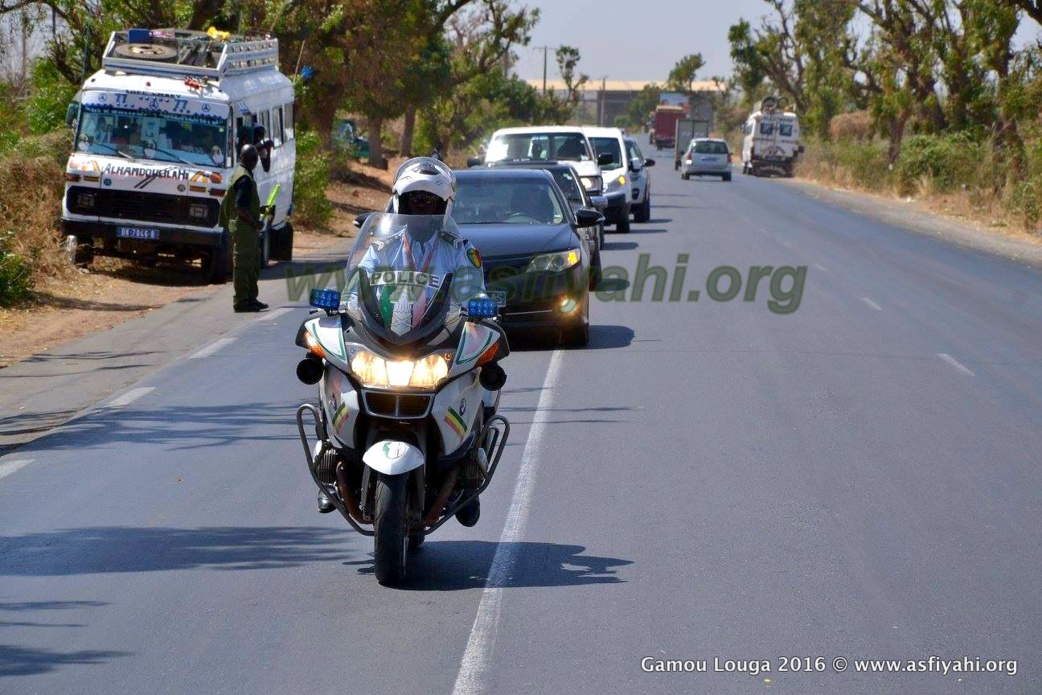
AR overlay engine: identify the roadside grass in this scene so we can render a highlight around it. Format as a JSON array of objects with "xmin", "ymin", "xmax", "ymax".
[{"xmin": 795, "ymin": 133, "xmax": 1042, "ymax": 241}]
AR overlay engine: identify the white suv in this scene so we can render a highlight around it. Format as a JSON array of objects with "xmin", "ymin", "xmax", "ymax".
[
  {"xmin": 582, "ymin": 126, "xmax": 634, "ymax": 233},
  {"xmin": 482, "ymin": 125, "xmax": 608, "ymax": 199}
]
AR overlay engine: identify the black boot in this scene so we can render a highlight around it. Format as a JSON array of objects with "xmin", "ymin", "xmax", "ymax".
[
  {"xmin": 317, "ymin": 490, "xmax": 335, "ymax": 514},
  {"xmin": 455, "ymin": 497, "xmax": 480, "ymax": 527}
]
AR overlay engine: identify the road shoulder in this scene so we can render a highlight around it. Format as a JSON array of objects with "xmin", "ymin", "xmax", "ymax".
[{"xmin": 778, "ymin": 177, "xmax": 1042, "ymax": 270}]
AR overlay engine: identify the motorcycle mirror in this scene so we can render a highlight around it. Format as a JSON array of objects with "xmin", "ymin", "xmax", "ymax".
[{"xmin": 353, "ymin": 212, "xmax": 373, "ymax": 229}]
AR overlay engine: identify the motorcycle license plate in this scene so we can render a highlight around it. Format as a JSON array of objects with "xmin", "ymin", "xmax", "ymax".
[
  {"xmin": 488, "ymin": 290, "xmax": 507, "ymax": 307},
  {"xmin": 117, "ymin": 226, "xmax": 160, "ymax": 241}
]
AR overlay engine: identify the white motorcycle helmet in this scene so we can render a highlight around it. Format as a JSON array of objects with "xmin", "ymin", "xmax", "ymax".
[{"xmin": 391, "ymin": 157, "xmax": 456, "ymax": 218}]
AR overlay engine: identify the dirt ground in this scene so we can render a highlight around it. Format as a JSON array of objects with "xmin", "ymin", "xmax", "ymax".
[{"xmin": 0, "ymin": 161, "xmax": 396, "ymax": 369}]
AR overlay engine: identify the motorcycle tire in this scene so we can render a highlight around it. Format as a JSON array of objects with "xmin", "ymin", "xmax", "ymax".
[
  {"xmin": 408, "ymin": 534, "xmax": 425, "ymax": 551},
  {"xmin": 373, "ymin": 472, "xmax": 408, "ymax": 585}
]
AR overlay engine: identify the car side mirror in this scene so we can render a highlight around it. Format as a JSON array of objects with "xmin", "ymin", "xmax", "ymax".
[
  {"xmin": 65, "ymin": 103, "xmax": 79, "ymax": 128},
  {"xmin": 597, "ymin": 152, "xmax": 614, "ymax": 167},
  {"xmin": 588, "ymin": 195, "xmax": 608, "ymax": 210},
  {"xmin": 467, "ymin": 156, "xmax": 483, "ymax": 168},
  {"xmin": 575, "ymin": 208, "xmax": 605, "ymax": 227},
  {"xmin": 353, "ymin": 212, "xmax": 373, "ymax": 229},
  {"xmin": 644, "ymin": 158, "xmax": 656, "ymax": 167}
]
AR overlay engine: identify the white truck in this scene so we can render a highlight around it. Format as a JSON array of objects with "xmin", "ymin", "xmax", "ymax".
[
  {"xmin": 673, "ymin": 118, "xmax": 710, "ymax": 170},
  {"xmin": 740, "ymin": 97, "xmax": 802, "ymax": 178},
  {"xmin": 63, "ymin": 28, "xmax": 296, "ymax": 282}
]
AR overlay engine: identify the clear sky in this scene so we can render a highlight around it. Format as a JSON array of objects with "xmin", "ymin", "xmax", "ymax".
[
  {"xmin": 512, "ymin": 0, "xmax": 1042, "ymax": 84},
  {"xmin": 511, "ymin": 0, "xmax": 784, "ymax": 84}
]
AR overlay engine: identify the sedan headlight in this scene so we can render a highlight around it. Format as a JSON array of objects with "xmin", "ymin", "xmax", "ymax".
[
  {"xmin": 525, "ymin": 249, "xmax": 580, "ymax": 273},
  {"xmin": 580, "ymin": 175, "xmax": 602, "ymax": 193},
  {"xmin": 349, "ymin": 348, "xmax": 450, "ymax": 389}
]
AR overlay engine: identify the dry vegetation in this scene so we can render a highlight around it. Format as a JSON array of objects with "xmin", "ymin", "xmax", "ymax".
[{"xmin": 0, "ymin": 152, "xmax": 393, "ymax": 368}]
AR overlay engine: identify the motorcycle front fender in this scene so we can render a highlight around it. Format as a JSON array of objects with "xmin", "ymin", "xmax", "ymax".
[{"xmin": 362, "ymin": 440, "xmax": 425, "ymax": 476}]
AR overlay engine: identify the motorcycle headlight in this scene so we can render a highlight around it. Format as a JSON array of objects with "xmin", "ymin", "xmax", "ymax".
[
  {"xmin": 580, "ymin": 176, "xmax": 602, "ymax": 194},
  {"xmin": 525, "ymin": 249, "xmax": 580, "ymax": 273},
  {"xmin": 349, "ymin": 348, "xmax": 450, "ymax": 389}
]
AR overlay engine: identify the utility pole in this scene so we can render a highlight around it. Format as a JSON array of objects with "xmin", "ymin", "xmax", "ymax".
[
  {"xmin": 598, "ymin": 76, "xmax": 606, "ymax": 126},
  {"xmin": 542, "ymin": 46, "xmax": 548, "ymax": 94}
]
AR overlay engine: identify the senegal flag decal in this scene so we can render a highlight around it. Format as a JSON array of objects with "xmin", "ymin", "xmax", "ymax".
[{"xmin": 467, "ymin": 248, "xmax": 482, "ymax": 268}]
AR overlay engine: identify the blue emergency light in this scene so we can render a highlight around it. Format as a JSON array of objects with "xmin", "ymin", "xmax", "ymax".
[
  {"xmin": 310, "ymin": 289, "xmax": 341, "ymax": 311},
  {"xmin": 467, "ymin": 298, "xmax": 498, "ymax": 319}
]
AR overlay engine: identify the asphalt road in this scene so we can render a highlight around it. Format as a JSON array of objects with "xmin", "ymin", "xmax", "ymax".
[{"xmin": 2, "ymin": 162, "xmax": 1041, "ymax": 695}]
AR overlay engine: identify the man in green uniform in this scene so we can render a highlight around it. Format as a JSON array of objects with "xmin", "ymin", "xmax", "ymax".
[{"xmin": 220, "ymin": 144, "xmax": 268, "ymax": 312}]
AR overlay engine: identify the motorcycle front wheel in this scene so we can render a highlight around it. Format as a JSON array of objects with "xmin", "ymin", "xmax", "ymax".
[{"xmin": 374, "ymin": 472, "xmax": 409, "ymax": 586}]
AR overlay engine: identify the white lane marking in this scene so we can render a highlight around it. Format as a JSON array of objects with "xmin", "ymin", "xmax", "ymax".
[
  {"xmin": 938, "ymin": 353, "xmax": 975, "ymax": 377},
  {"xmin": 0, "ymin": 459, "xmax": 33, "ymax": 482},
  {"xmin": 813, "ymin": 263, "xmax": 828, "ymax": 273},
  {"xmin": 190, "ymin": 337, "xmax": 235, "ymax": 359},
  {"xmin": 105, "ymin": 387, "xmax": 155, "ymax": 407},
  {"xmin": 451, "ymin": 349, "xmax": 564, "ymax": 695},
  {"xmin": 861, "ymin": 297, "xmax": 883, "ymax": 311},
  {"xmin": 255, "ymin": 307, "xmax": 291, "ymax": 322}
]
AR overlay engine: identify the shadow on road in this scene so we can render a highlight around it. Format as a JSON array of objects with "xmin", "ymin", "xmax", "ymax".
[
  {"xmin": 8, "ymin": 400, "xmax": 302, "ymax": 454},
  {"xmin": 347, "ymin": 541, "xmax": 632, "ymax": 591},
  {"xmin": 0, "ymin": 526, "xmax": 354, "ymax": 576},
  {"xmin": 0, "ymin": 644, "xmax": 130, "ymax": 678},
  {"xmin": 506, "ymin": 323, "xmax": 633, "ymax": 352},
  {"xmin": 601, "ymin": 241, "xmax": 638, "ymax": 251}
]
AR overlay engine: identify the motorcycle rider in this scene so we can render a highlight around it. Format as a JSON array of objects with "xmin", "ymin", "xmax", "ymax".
[{"xmin": 319, "ymin": 158, "xmax": 489, "ymax": 525}]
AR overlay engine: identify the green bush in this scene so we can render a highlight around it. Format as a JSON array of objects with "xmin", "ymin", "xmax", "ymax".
[
  {"xmin": 835, "ymin": 141, "xmax": 892, "ymax": 191},
  {"xmin": 25, "ymin": 60, "xmax": 78, "ymax": 135},
  {"xmin": 894, "ymin": 133, "xmax": 984, "ymax": 195},
  {"xmin": 293, "ymin": 129, "xmax": 333, "ymax": 227},
  {"xmin": 0, "ymin": 231, "xmax": 34, "ymax": 307}
]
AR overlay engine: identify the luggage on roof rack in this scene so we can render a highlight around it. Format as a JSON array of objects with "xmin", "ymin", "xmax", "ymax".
[{"xmin": 102, "ymin": 28, "xmax": 279, "ymax": 78}]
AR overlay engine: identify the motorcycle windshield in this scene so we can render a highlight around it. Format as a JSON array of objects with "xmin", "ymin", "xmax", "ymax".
[{"xmin": 346, "ymin": 213, "xmax": 462, "ymax": 346}]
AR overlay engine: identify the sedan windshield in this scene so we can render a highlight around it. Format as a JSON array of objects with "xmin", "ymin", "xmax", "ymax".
[
  {"xmin": 76, "ymin": 106, "xmax": 230, "ymax": 167},
  {"xmin": 452, "ymin": 179, "xmax": 567, "ymax": 225}
]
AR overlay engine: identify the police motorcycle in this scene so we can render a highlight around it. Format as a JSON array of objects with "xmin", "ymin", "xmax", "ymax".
[{"xmin": 294, "ymin": 212, "xmax": 510, "ymax": 586}]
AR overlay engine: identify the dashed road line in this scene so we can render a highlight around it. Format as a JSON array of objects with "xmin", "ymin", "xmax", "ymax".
[
  {"xmin": 190, "ymin": 338, "xmax": 236, "ymax": 359},
  {"xmin": 938, "ymin": 353, "xmax": 975, "ymax": 376},
  {"xmin": 0, "ymin": 458, "xmax": 33, "ymax": 482},
  {"xmin": 255, "ymin": 307, "xmax": 292, "ymax": 322},
  {"xmin": 105, "ymin": 387, "xmax": 156, "ymax": 407},
  {"xmin": 861, "ymin": 297, "xmax": 883, "ymax": 311}
]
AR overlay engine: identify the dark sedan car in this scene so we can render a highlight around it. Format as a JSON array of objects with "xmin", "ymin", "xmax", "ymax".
[
  {"xmin": 487, "ymin": 160, "xmax": 607, "ymax": 278},
  {"xmin": 452, "ymin": 168, "xmax": 604, "ymax": 346}
]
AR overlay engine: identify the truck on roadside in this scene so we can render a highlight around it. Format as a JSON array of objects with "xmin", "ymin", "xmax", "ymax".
[
  {"xmin": 740, "ymin": 96, "xmax": 802, "ymax": 178},
  {"xmin": 63, "ymin": 27, "xmax": 297, "ymax": 283},
  {"xmin": 673, "ymin": 118, "xmax": 710, "ymax": 170},
  {"xmin": 652, "ymin": 105, "xmax": 685, "ymax": 150}
]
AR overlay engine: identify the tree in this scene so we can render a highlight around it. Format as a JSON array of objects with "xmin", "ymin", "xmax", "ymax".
[
  {"xmin": 666, "ymin": 53, "xmax": 704, "ymax": 93},
  {"xmin": 417, "ymin": 0, "xmax": 537, "ymax": 155},
  {"xmin": 537, "ymin": 45, "xmax": 588, "ymax": 123},
  {"xmin": 625, "ymin": 83, "xmax": 661, "ymax": 131}
]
